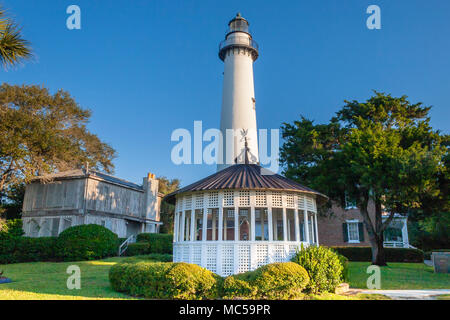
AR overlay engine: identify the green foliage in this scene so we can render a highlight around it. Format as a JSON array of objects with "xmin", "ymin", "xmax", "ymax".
[
  {"xmin": 56, "ymin": 224, "xmax": 118, "ymax": 261},
  {"xmin": 332, "ymin": 247, "xmax": 424, "ymax": 263},
  {"xmin": 0, "ymin": 84, "xmax": 116, "ymax": 194},
  {"xmin": 280, "ymin": 92, "xmax": 448, "ymax": 264},
  {"xmin": 0, "ymin": 218, "xmax": 24, "ymax": 238},
  {"xmin": 126, "ymin": 243, "xmax": 150, "ymax": 256},
  {"xmin": 409, "ymin": 212, "xmax": 450, "ymax": 251},
  {"xmin": 291, "ymin": 246, "xmax": 344, "ymax": 294},
  {"xmin": 222, "ymin": 262, "xmax": 310, "ymax": 300},
  {"xmin": 0, "ymin": 6, "xmax": 32, "ymax": 69},
  {"xmin": 0, "ymin": 236, "xmax": 57, "ymax": 264},
  {"xmin": 136, "ymin": 233, "xmax": 172, "ymax": 254},
  {"xmin": 337, "ymin": 253, "xmax": 349, "ymax": 282},
  {"xmin": 157, "ymin": 176, "xmax": 180, "ymax": 234},
  {"xmin": 109, "ymin": 261, "xmax": 219, "ymax": 299}
]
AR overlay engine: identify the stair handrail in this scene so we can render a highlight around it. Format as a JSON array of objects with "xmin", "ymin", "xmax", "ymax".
[{"xmin": 118, "ymin": 234, "xmax": 136, "ymax": 256}]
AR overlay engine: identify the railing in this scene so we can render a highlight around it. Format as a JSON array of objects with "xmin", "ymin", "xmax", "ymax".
[
  {"xmin": 383, "ymin": 241, "xmax": 415, "ymax": 249},
  {"xmin": 219, "ymin": 36, "xmax": 259, "ymax": 52},
  {"xmin": 118, "ymin": 234, "xmax": 136, "ymax": 256}
]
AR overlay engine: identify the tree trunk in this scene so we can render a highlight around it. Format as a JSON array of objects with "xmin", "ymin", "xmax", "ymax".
[{"xmin": 370, "ymin": 234, "xmax": 387, "ymax": 266}]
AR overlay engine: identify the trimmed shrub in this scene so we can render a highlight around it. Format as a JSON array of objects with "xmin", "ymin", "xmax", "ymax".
[
  {"xmin": 126, "ymin": 243, "xmax": 150, "ymax": 256},
  {"xmin": 331, "ymin": 246, "xmax": 424, "ymax": 263},
  {"xmin": 337, "ymin": 254, "xmax": 349, "ymax": 282},
  {"xmin": 0, "ymin": 237, "xmax": 57, "ymax": 264},
  {"xmin": 109, "ymin": 261, "xmax": 219, "ymax": 299},
  {"xmin": 136, "ymin": 233, "xmax": 172, "ymax": 254},
  {"xmin": 291, "ymin": 245, "xmax": 344, "ymax": 294},
  {"xmin": 222, "ymin": 262, "xmax": 310, "ymax": 300},
  {"xmin": 0, "ymin": 219, "xmax": 24, "ymax": 238},
  {"xmin": 56, "ymin": 224, "xmax": 118, "ymax": 261}
]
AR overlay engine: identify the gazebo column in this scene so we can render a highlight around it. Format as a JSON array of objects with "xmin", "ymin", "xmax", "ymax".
[
  {"xmin": 217, "ymin": 192, "xmax": 224, "ymax": 275},
  {"xmin": 180, "ymin": 210, "xmax": 186, "ymax": 242},
  {"xmin": 173, "ymin": 212, "xmax": 178, "ymax": 243},
  {"xmin": 267, "ymin": 193, "xmax": 273, "ymax": 263},
  {"xmin": 233, "ymin": 192, "xmax": 239, "ymax": 274},
  {"xmin": 303, "ymin": 209, "xmax": 310, "ymax": 244},
  {"xmin": 314, "ymin": 212, "xmax": 319, "ymax": 246},
  {"xmin": 250, "ymin": 191, "xmax": 256, "ymax": 270},
  {"xmin": 294, "ymin": 208, "xmax": 300, "ymax": 242},
  {"xmin": 282, "ymin": 194, "xmax": 288, "ymax": 258}
]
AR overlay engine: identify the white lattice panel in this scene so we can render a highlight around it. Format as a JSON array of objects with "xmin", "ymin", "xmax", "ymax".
[
  {"xmin": 288, "ymin": 245, "xmax": 299, "ymax": 259},
  {"xmin": 238, "ymin": 190, "xmax": 250, "ymax": 206},
  {"xmin": 176, "ymin": 197, "xmax": 182, "ymax": 211},
  {"xmin": 221, "ymin": 245, "xmax": 234, "ymax": 276},
  {"xmin": 182, "ymin": 245, "xmax": 190, "ymax": 263},
  {"xmin": 297, "ymin": 195, "xmax": 305, "ymax": 210},
  {"xmin": 306, "ymin": 196, "xmax": 315, "ymax": 212},
  {"xmin": 192, "ymin": 244, "xmax": 202, "ymax": 265},
  {"xmin": 272, "ymin": 192, "xmax": 282, "ymax": 207},
  {"xmin": 255, "ymin": 244, "xmax": 269, "ymax": 268},
  {"xmin": 223, "ymin": 190, "xmax": 234, "ymax": 207},
  {"xmin": 206, "ymin": 245, "xmax": 217, "ymax": 273},
  {"xmin": 286, "ymin": 194, "xmax": 295, "ymax": 208},
  {"xmin": 195, "ymin": 193, "xmax": 204, "ymax": 209},
  {"xmin": 208, "ymin": 192, "xmax": 219, "ymax": 207},
  {"xmin": 237, "ymin": 245, "xmax": 250, "ymax": 273},
  {"xmin": 272, "ymin": 244, "xmax": 286, "ymax": 262},
  {"xmin": 255, "ymin": 190, "xmax": 266, "ymax": 206},
  {"xmin": 184, "ymin": 194, "xmax": 192, "ymax": 210}
]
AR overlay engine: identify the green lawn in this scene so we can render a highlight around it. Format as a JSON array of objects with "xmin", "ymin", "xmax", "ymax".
[
  {"xmin": 2, "ymin": 258, "xmax": 444, "ymax": 299},
  {"xmin": 348, "ymin": 262, "xmax": 450, "ymax": 289},
  {"xmin": 0, "ymin": 256, "xmax": 159, "ymax": 300}
]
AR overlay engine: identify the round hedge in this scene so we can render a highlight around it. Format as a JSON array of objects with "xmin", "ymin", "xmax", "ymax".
[
  {"xmin": 223, "ymin": 262, "xmax": 310, "ymax": 300},
  {"xmin": 109, "ymin": 261, "xmax": 220, "ymax": 299},
  {"xmin": 56, "ymin": 224, "xmax": 118, "ymax": 261},
  {"xmin": 291, "ymin": 245, "xmax": 344, "ymax": 294}
]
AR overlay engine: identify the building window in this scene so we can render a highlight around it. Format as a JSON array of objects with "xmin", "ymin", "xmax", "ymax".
[
  {"xmin": 347, "ymin": 221, "xmax": 360, "ymax": 243},
  {"xmin": 345, "ymin": 193, "xmax": 357, "ymax": 209}
]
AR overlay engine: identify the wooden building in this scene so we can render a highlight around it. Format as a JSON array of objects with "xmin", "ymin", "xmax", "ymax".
[{"xmin": 21, "ymin": 169, "xmax": 163, "ymax": 238}]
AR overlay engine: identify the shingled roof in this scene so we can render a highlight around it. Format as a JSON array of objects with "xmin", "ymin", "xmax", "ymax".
[{"xmin": 164, "ymin": 164, "xmax": 327, "ymax": 204}]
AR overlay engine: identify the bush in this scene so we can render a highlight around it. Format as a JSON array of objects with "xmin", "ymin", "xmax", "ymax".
[
  {"xmin": 222, "ymin": 262, "xmax": 310, "ymax": 300},
  {"xmin": 0, "ymin": 219, "xmax": 24, "ymax": 239},
  {"xmin": 56, "ymin": 224, "xmax": 118, "ymax": 261},
  {"xmin": 109, "ymin": 261, "xmax": 219, "ymax": 299},
  {"xmin": 291, "ymin": 245, "xmax": 344, "ymax": 294},
  {"xmin": 136, "ymin": 233, "xmax": 172, "ymax": 254},
  {"xmin": 126, "ymin": 243, "xmax": 150, "ymax": 256},
  {"xmin": 331, "ymin": 246, "xmax": 424, "ymax": 263},
  {"xmin": 0, "ymin": 237, "xmax": 57, "ymax": 264},
  {"xmin": 337, "ymin": 254, "xmax": 349, "ymax": 282}
]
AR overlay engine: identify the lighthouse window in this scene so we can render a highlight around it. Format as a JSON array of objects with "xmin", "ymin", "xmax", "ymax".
[
  {"xmin": 194, "ymin": 209, "xmax": 203, "ymax": 241},
  {"xmin": 238, "ymin": 208, "xmax": 251, "ymax": 241},
  {"xmin": 272, "ymin": 208, "xmax": 284, "ymax": 241},
  {"xmin": 223, "ymin": 208, "xmax": 235, "ymax": 241},
  {"xmin": 255, "ymin": 208, "xmax": 268, "ymax": 241},
  {"xmin": 206, "ymin": 208, "xmax": 219, "ymax": 241}
]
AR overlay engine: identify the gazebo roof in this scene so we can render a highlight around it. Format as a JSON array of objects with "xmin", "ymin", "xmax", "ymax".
[{"xmin": 164, "ymin": 164, "xmax": 327, "ymax": 204}]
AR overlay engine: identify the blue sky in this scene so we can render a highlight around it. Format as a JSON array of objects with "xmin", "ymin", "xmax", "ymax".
[{"xmin": 3, "ymin": 0, "xmax": 450, "ymax": 187}]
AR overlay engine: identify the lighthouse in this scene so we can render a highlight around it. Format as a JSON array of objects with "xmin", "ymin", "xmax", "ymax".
[
  {"xmin": 166, "ymin": 13, "xmax": 326, "ymax": 277},
  {"xmin": 217, "ymin": 13, "xmax": 259, "ymax": 171}
]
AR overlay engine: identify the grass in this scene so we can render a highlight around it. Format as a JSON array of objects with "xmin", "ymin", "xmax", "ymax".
[
  {"xmin": 348, "ymin": 262, "xmax": 450, "ymax": 289},
  {"xmin": 2, "ymin": 257, "xmax": 440, "ymax": 300},
  {"xmin": 0, "ymin": 255, "xmax": 162, "ymax": 300}
]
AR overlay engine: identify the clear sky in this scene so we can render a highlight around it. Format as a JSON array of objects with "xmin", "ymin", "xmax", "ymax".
[{"xmin": 3, "ymin": 0, "xmax": 450, "ymax": 187}]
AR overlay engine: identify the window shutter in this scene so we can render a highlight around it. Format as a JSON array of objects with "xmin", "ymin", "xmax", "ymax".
[
  {"xmin": 358, "ymin": 222, "xmax": 365, "ymax": 242},
  {"xmin": 343, "ymin": 223, "xmax": 348, "ymax": 242}
]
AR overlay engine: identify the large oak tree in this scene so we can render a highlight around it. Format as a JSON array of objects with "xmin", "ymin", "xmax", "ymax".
[
  {"xmin": 0, "ymin": 84, "xmax": 116, "ymax": 194},
  {"xmin": 280, "ymin": 92, "xmax": 448, "ymax": 265}
]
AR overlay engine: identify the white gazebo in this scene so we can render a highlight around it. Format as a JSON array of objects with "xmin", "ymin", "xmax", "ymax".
[{"xmin": 165, "ymin": 164, "xmax": 326, "ymax": 276}]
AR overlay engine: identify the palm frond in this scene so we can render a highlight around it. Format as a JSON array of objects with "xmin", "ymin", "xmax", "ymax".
[{"xmin": 0, "ymin": 22, "xmax": 31, "ymax": 69}]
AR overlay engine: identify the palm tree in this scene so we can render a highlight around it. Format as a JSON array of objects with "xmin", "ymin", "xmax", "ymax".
[{"xmin": 0, "ymin": 7, "xmax": 31, "ymax": 69}]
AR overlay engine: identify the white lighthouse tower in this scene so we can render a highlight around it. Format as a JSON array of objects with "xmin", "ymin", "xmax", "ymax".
[{"xmin": 217, "ymin": 13, "xmax": 259, "ymax": 171}]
